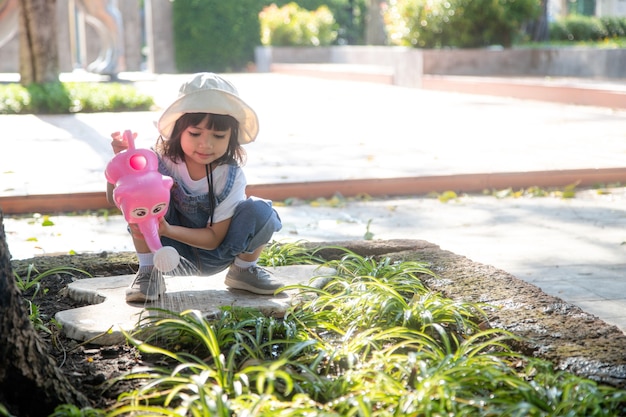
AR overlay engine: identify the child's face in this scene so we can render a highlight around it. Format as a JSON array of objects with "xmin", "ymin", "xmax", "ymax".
[{"xmin": 180, "ymin": 115, "xmax": 231, "ymax": 168}]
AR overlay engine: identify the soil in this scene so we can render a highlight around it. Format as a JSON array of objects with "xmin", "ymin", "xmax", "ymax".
[
  {"xmin": 11, "ymin": 239, "xmax": 626, "ymax": 409},
  {"xmin": 12, "ymin": 251, "xmax": 142, "ymax": 409}
]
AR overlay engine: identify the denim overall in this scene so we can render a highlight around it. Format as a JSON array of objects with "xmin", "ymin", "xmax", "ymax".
[{"xmin": 158, "ymin": 159, "xmax": 282, "ymax": 275}]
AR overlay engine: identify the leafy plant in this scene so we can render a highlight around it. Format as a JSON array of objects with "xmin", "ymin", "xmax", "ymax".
[
  {"xmin": 260, "ymin": 2, "xmax": 338, "ymax": 46},
  {"xmin": 268, "ymin": 0, "xmax": 368, "ymax": 45},
  {"xmin": 14, "ymin": 264, "xmax": 89, "ymax": 299},
  {"xmin": 0, "ymin": 82, "xmax": 154, "ymax": 115},
  {"xmin": 0, "ymin": 403, "xmax": 11, "ymax": 417},
  {"xmin": 385, "ymin": 0, "xmax": 541, "ymax": 48},
  {"xmin": 52, "ymin": 245, "xmax": 626, "ymax": 416},
  {"xmin": 258, "ymin": 240, "xmax": 325, "ymax": 267},
  {"xmin": 363, "ymin": 219, "xmax": 374, "ymax": 240},
  {"xmin": 26, "ymin": 300, "xmax": 51, "ymax": 334},
  {"xmin": 15, "ymin": 264, "xmax": 92, "ymax": 333},
  {"xmin": 65, "ymin": 83, "xmax": 154, "ymax": 113},
  {"xmin": 172, "ymin": 0, "xmax": 261, "ymax": 73},
  {"xmin": 549, "ymin": 14, "xmax": 625, "ymax": 41},
  {"xmin": 50, "ymin": 405, "xmax": 105, "ymax": 417}
]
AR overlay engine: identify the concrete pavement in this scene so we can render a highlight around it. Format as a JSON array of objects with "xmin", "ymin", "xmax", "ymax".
[{"xmin": 1, "ymin": 72, "xmax": 626, "ymax": 338}]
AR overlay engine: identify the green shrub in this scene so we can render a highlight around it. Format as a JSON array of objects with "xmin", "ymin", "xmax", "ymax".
[
  {"xmin": 563, "ymin": 14, "xmax": 606, "ymax": 40},
  {"xmin": 26, "ymin": 82, "xmax": 72, "ymax": 114},
  {"xmin": 548, "ymin": 18, "xmax": 571, "ymax": 41},
  {"xmin": 269, "ymin": 0, "xmax": 368, "ymax": 45},
  {"xmin": 550, "ymin": 15, "xmax": 626, "ymax": 41},
  {"xmin": 172, "ymin": 0, "xmax": 261, "ymax": 73},
  {"xmin": 65, "ymin": 83, "xmax": 154, "ymax": 113},
  {"xmin": 260, "ymin": 2, "xmax": 338, "ymax": 46},
  {"xmin": 0, "ymin": 82, "xmax": 154, "ymax": 114},
  {"xmin": 600, "ymin": 16, "xmax": 626, "ymax": 38},
  {"xmin": 170, "ymin": 0, "xmax": 365, "ymax": 69},
  {"xmin": 0, "ymin": 83, "xmax": 30, "ymax": 114},
  {"xmin": 385, "ymin": 0, "xmax": 541, "ymax": 48}
]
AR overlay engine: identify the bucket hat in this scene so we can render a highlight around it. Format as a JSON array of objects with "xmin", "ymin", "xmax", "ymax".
[{"xmin": 157, "ymin": 73, "xmax": 259, "ymax": 144}]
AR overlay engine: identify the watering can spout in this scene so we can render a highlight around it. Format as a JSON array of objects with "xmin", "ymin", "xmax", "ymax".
[{"xmin": 138, "ymin": 219, "xmax": 162, "ymax": 253}]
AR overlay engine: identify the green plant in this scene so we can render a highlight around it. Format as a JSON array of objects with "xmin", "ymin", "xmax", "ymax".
[
  {"xmin": 26, "ymin": 300, "xmax": 51, "ymax": 334},
  {"xmin": 53, "ymin": 245, "xmax": 626, "ymax": 416},
  {"xmin": 65, "ymin": 83, "xmax": 154, "ymax": 113},
  {"xmin": 26, "ymin": 82, "xmax": 73, "ymax": 114},
  {"xmin": 549, "ymin": 14, "xmax": 626, "ymax": 42},
  {"xmin": 172, "ymin": 0, "xmax": 261, "ymax": 73},
  {"xmin": 363, "ymin": 219, "xmax": 374, "ymax": 240},
  {"xmin": 385, "ymin": 0, "xmax": 541, "ymax": 48},
  {"xmin": 0, "ymin": 403, "xmax": 11, "ymax": 417},
  {"xmin": 600, "ymin": 16, "xmax": 626, "ymax": 38},
  {"xmin": 15, "ymin": 264, "xmax": 92, "ymax": 333},
  {"xmin": 558, "ymin": 14, "xmax": 607, "ymax": 41},
  {"xmin": 50, "ymin": 405, "xmax": 106, "ymax": 417},
  {"xmin": 0, "ymin": 82, "xmax": 154, "ymax": 115},
  {"xmin": 260, "ymin": 2, "xmax": 338, "ymax": 47},
  {"xmin": 258, "ymin": 240, "xmax": 325, "ymax": 267},
  {"xmin": 269, "ymin": 0, "xmax": 368, "ymax": 45},
  {"xmin": 14, "ymin": 264, "xmax": 91, "ymax": 299}
]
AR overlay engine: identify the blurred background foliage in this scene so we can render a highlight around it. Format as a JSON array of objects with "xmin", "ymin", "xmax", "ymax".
[
  {"xmin": 171, "ymin": 0, "xmax": 626, "ymax": 73},
  {"xmin": 4, "ymin": 0, "xmax": 624, "ymax": 113}
]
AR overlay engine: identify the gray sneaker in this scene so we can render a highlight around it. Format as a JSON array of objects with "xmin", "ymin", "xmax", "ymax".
[
  {"xmin": 126, "ymin": 269, "xmax": 166, "ymax": 302},
  {"xmin": 224, "ymin": 265, "xmax": 283, "ymax": 295}
]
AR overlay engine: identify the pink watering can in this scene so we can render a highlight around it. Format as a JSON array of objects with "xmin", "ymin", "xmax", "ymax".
[{"xmin": 105, "ymin": 130, "xmax": 180, "ymax": 272}]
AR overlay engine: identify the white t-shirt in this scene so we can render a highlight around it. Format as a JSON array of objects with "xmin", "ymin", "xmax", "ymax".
[{"xmin": 162, "ymin": 159, "xmax": 247, "ymax": 224}]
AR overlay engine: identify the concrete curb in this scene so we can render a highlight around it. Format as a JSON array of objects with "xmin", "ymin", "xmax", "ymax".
[
  {"xmin": 421, "ymin": 75, "xmax": 626, "ymax": 110},
  {"xmin": 2, "ymin": 167, "xmax": 625, "ymax": 215}
]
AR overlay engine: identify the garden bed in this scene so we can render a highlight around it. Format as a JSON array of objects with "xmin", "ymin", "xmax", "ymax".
[{"xmin": 11, "ymin": 238, "xmax": 626, "ymax": 410}]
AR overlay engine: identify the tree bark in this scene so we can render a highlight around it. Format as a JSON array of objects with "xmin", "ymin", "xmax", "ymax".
[
  {"xmin": 18, "ymin": 0, "xmax": 59, "ymax": 85},
  {"xmin": 365, "ymin": 0, "xmax": 387, "ymax": 45},
  {"xmin": 527, "ymin": 0, "xmax": 549, "ymax": 42},
  {"xmin": 0, "ymin": 209, "xmax": 89, "ymax": 416}
]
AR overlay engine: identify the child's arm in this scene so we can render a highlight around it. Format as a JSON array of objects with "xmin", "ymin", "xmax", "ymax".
[
  {"xmin": 159, "ymin": 217, "xmax": 231, "ymax": 251},
  {"xmin": 106, "ymin": 182, "xmax": 116, "ymax": 206}
]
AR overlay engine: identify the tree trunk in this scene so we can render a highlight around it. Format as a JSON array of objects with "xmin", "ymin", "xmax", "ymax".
[
  {"xmin": 365, "ymin": 0, "xmax": 387, "ymax": 45},
  {"xmin": 0, "ymin": 210, "xmax": 89, "ymax": 416},
  {"xmin": 18, "ymin": 0, "xmax": 59, "ymax": 85},
  {"xmin": 528, "ymin": 0, "xmax": 550, "ymax": 42}
]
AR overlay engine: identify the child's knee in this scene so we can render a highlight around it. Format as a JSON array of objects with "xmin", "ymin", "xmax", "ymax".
[{"xmin": 238, "ymin": 197, "xmax": 275, "ymax": 222}]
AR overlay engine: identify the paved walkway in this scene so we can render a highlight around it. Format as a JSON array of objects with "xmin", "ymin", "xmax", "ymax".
[{"xmin": 1, "ymin": 72, "xmax": 626, "ymax": 333}]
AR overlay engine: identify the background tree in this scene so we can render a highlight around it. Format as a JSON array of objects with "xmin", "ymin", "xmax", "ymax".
[
  {"xmin": 18, "ymin": 0, "xmax": 59, "ymax": 85},
  {"xmin": 365, "ymin": 0, "xmax": 387, "ymax": 44},
  {"xmin": 528, "ymin": 0, "xmax": 550, "ymax": 42}
]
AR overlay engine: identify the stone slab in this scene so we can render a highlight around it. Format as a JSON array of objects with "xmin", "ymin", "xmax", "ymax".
[{"xmin": 55, "ymin": 265, "xmax": 334, "ymax": 345}]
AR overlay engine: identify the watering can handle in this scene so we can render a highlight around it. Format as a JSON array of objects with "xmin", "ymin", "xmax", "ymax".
[{"xmin": 123, "ymin": 129, "xmax": 136, "ymax": 150}]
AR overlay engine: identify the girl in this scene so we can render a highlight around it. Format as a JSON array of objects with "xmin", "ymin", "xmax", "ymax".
[{"xmin": 107, "ymin": 73, "xmax": 283, "ymax": 302}]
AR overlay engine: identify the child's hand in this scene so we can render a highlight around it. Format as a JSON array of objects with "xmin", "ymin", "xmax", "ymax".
[
  {"xmin": 110, "ymin": 131, "xmax": 137, "ymax": 154},
  {"xmin": 128, "ymin": 223, "xmax": 144, "ymax": 240},
  {"xmin": 158, "ymin": 217, "xmax": 171, "ymax": 237}
]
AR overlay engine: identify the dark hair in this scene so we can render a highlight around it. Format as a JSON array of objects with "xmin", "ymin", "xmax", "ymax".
[{"xmin": 156, "ymin": 113, "xmax": 246, "ymax": 166}]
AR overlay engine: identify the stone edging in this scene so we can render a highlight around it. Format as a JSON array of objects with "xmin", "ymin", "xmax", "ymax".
[{"xmin": 2, "ymin": 167, "xmax": 626, "ymax": 215}]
